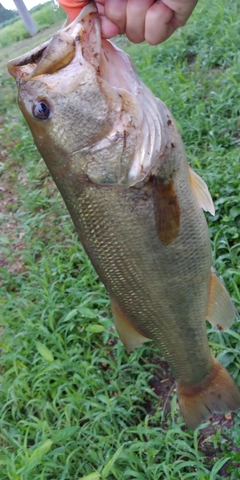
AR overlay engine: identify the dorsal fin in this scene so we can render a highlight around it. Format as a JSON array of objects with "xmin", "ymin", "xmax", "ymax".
[
  {"xmin": 189, "ymin": 167, "xmax": 215, "ymax": 215},
  {"xmin": 206, "ymin": 268, "xmax": 237, "ymax": 331}
]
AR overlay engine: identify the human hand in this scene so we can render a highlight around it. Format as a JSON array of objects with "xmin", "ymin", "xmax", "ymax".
[
  {"xmin": 58, "ymin": 0, "xmax": 198, "ymax": 45},
  {"xmin": 96, "ymin": 0, "xmax": 198, "ymax": 45}
]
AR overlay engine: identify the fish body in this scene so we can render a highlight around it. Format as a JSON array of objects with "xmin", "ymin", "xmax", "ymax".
[{"xmin": 8, "ymin": 2, "xmax": 240, "ymax": 429}]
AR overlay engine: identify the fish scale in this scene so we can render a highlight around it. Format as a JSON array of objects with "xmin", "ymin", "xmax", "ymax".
[{"xmin": 62, "ymin": 180, "xmax": 213, "ymax": 384}]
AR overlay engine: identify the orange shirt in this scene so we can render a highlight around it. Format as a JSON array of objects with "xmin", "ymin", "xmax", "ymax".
[{"xmin": 58, "ymin": 0, "xmax": 90, "ymax": 22}]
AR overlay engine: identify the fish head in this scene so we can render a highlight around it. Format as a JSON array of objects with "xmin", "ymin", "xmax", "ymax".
[
  {"xmin": 8, "ymin": 2, "xmax": 122, "ymax": 179},
  {"xmin": 8, "ymin": 1, "xmax": 170, "ymax": 187}
]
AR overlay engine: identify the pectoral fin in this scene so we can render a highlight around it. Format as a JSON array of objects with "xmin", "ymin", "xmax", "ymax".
[
  {"xmin": 189, "ymin": 167, "xmax": 215, "ymax": 215},
  {"xmin": 111, "ymin": 298, "xmax": 150, "ymax": 352},
  {"xmin": 206, "ymin": 269, "xmax": 237, "ymax": 331},
  {"xmin": 153, "ymin": 177, "xmax": 180, "ymax": 245}
]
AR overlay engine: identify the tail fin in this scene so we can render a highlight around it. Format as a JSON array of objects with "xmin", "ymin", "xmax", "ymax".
[{"xmin": 177, "ymin": 357, "xmax": 240, "ymax": 430}]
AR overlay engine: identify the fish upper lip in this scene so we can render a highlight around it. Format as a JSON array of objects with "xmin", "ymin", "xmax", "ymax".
[{"xmin": 7, "ymin": 42, "xmax": 49, "ymax": 80}]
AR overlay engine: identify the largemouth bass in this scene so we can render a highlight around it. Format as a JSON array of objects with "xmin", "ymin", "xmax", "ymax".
[{"xmin": 8, "ymin": 1, "xmax": 240, "ymax": 429}]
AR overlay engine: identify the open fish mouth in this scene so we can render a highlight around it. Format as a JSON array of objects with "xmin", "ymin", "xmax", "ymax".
[{"xmin": 8, "ymin": 1, "xmax": 100, "ymax": 83}]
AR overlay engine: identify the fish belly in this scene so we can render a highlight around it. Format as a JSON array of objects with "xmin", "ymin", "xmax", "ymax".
[{"xmin": 60, "ymin": 177, "xmax": 213, "ymax": 385}]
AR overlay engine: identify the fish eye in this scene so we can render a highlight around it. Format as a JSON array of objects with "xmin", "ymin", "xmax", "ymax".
[{"xmin": 32, "ymin": 100, "xmax": 51, "ymax": 120}]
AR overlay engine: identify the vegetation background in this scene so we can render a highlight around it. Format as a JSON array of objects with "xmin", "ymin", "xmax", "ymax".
[
  {"xmin": 0, "ymin": 3, "xmax": 18, "ymax": 27},
  {"xmin": 0, "ymin": 1, "xmax": 240, "ymax": 479}
]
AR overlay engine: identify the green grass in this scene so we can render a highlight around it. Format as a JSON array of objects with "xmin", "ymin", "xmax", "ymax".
[
  {"xmin": 0, "ymin": 2, "xmax": 66, "ymax": 48},
  {"xmin": 0, "ymin": 22, "xmax": 63, "ymax": 75},
  {"xmin": 0, "ymin": 0, "xmax": 240, "ymax": 478}
]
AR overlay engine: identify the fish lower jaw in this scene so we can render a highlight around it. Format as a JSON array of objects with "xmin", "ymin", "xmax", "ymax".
[{"xmin": 69, "ymin": 1, "xmax": 97, "ymax": 24}]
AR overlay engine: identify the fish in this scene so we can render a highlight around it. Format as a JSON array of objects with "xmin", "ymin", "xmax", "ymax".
[{"xmin": 8, "ymin": 1, "xmax": 240, "ymax": 429}]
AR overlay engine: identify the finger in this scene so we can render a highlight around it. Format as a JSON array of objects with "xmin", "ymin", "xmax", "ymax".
[
  {"xmin": 125, "ymin": 0, "xmax": 154, "ymax": 43},
  {"xmin": 104, "ymin": 0, "xmax": 128, "ymax": 34},
  {"xmin": 161, "ymin": 0, "xmax": 198, "ymax": 28},
  {"xmin": 145, "ymin": 1, "xmax": 175, "ymax": 45},
  {"xmin": 99, "ymin": 15, "xmax": 120, "ymax": 38}
]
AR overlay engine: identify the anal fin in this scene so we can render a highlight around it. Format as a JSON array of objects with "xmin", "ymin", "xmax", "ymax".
[
  {"xmin": 206, "ymin": 268, "xmax": 237, "ymax": 331},
  {"xmin": 189, "ymin": 167, "xmax": 215, "ymax": 215},
  {"xmin": 111, "ymin": 298, "xmax": 150, "ymax": 352},
  {"xmin": 177, "ymin": 357, "xmax": 240, "ymax": 430}
]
